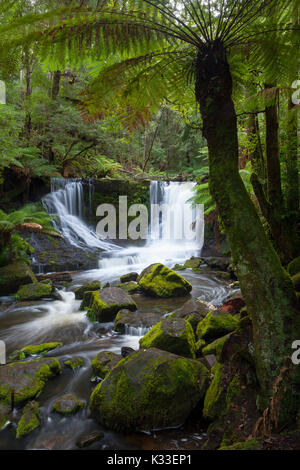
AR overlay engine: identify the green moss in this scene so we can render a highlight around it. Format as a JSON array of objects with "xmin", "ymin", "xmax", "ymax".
[
  {"xmin": 172, "ymin": 264, "xmax": 186, "ymax": 271},
  {"xmin": 139, "ymin": 318, "xmax": 197, "ymax": 358},
  {"xmin": 184, "ymin": 257, "xmax": 203, "ymax": 269},
  {"xmin": 63, "ymin": 357, "xmax": 84, "ymax": 370},
  {"xmin": 120, "ymin": 272, "xmax": 139, "ymax": 283},
  {"xmin": 138, "ymin": 263, "xmax": 192, "ymax": 298},
  {"xmin": 287, "ymin": 257, "xmax": 300, "ymax": 277},
  {"xmin": 197, "ymin": 311, "xmax": 239, "ymax": 342},
  {"xmin": 203, "ymin": 362, "xmax": 224, "ymax": 420},
  {"xmin": 202, "ymin": 334, "xmax": 231, "ymax": 359},
  {"xmin": 292, "ymin": 272, "xmax": 300, "ymax": 292},
  {"xmin": 85, "ymin": 289, "xmax": 137, "ymax": 322},
  {"xmin": 0, "ymin": 261, "xmax": 37, "ymax": 295},
  {"xmin": 219, "ymin": 439, "xmax": 261, "ymax": 450},
  {"xmin": 52, "ymin": 394, "xmax": 84, "ymax": 415},
  {"xmin": 0, "ymin": 404, "xmax": 10, "ymax": 430},
  {"xmin": 116, "ymin": 281, "xmax": 140, "ymax": 294},
  {"xmin": 16, "ymin": 401, "xmax": 40, "ymax": 438},
  {"xmin": 91, "ymin": 351, "xmax": 121, "ymax": 378},
  {"xmin": 16, "ymin": 282, "xmax": 52, "ymax": 301},
  {"xmin": 74, "ymin": 282, "xmax": 101, "ymax": 300},
  {"xmin": 10, "ymin": 342, "xmax": 63, "ymax": 361}
]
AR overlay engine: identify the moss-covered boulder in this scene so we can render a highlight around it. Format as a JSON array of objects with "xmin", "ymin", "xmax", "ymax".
[
  {"xmin": 287, "ymin": 257, "xmax": 300, "ymax": 277},
  {"xmin": 52, "ymin": 394, "xmax": 84, "ymax": 415},
  {"xmin": 0, "ymin": 357, "xmax": 61, "ymax": 406},
  {"xmin": 169, "ymin": 298, "xmax": 215, "ymax": 333},
  {"xmin": 63, "ymin": 356, "xmax": 84, "ymax": 370},
  {"xmin": 16, "ymin": 282, "xmax": 52, "ymax": 301},
  {"xmin": 172, "ymin": 264, "xmax": 185, "ymax": 271},
  {"xmin": 114, "ymin": 309, "xmax": 161, "ymax": 334},
  {"xmin": 74, "ymin": 281, "xmax": 101, "ymax": 300},
  {"xmin": 82, "ymin": 287, "xmax": 137, "ymax": 322},
  {"xmin": 91, "ymin": 351, "xmax": 121, "ymax": 379},
  {"xmin": 292, "ymin": 272, "xmax": 300, "ymax": 292},
  {"xmin": 120, "ymin": 272, "xmax": 139, "ymax": 283},
  {"xmin": 202, "ymin": 334, "xmax": 232, "ymax": 360},
  {"xmin": 116, "ymin": 281, "xmax": 140, "ymax": 294},
  {"xmin": 16, "ymin": 401, "xmax": 40, "ymax": 438},
  {"xmin": 0, "ymin": 403, "xmax": 10, "ymax": 430},
  {"xmin": 10, "ymin": 342, "xmax": 63, "ymax": 361},
  {"xmin": 203, "ymin": 362, "xmax": 225, "ymax": 420},
  {"xmin": 0, "ymin": 261, "xmax": 37, "ymax": 295},
  {"xmin": 197, "ymin": 311, "xmax": 239, "ymax": 343},
  {"xmin": 138, "ymin": 263, "xmax": 192, "ymax": 298},
  {"xmin": 203, "ymin": 257, "xmax": 231, "ymax": 271},
  {"xmin": 184, "ymin": 257, "xmax": 203, "ymax": 269},
  {"xmin": 139, "ymin": 317, "xmax": 197, "ymax": 358},
  {"xmin": 89, "ymin": 348, "xmax": 209, "ymax": 432}
]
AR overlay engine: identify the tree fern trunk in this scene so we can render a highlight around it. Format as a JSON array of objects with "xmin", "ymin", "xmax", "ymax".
[
  {"xmin": 286, "ymin": 96, "xmax": 299, "ymax": 216},
  {"xmin": 195, "ymin": 41, "xmax": 299, "ymax": 410}
]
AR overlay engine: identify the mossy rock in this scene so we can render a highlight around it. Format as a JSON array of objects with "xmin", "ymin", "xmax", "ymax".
[
  {"xmin": 184, "ymin": 257, "xmax": 203, "ymax": 269},
  {"xmin": 219, "ymin": 439, "xmax": 261, "ymax": 450},
  {"xmin": 116, "ymin": 281, "xmax": 140, "ymax": 294},
  {"xmin": 292, "ymin": 272, "xmax": 300, "ymax": 292},
  {"xmin": 197, "ymin": 311, "xmax": 239, "ymax": 342},
  {"xmin": 10, "ymin": 342, "xmax": 63, "ymax": 361},
  {"xmin": 89, "ymin": 348, "xmax": 209, "ymax": 432},
  {"xmin": 16, "ymin": 282, "xmax": 52, "ymax": 301},
  {"xmin": 168, "ymin": 298, "xmax": 213, "ymax": 333},
  {"xmin": 202, "ymin": 334, "xmax": 232, "ymax": 360},
  {"xmin": 114, "ymin": 309, "xmax": 161, "ymax": 334},
  {"xmin": 172, "ymin": 264, "xmax": 186, "ymax": 271},
  {"xmin": 52, "ymin": 394, "xmax": 84, "ymax": 415},
  {"xmin": 91, "ymin": 351, "xmax": 121, "ymax": 379},
  {"xmin": 0, "ymin": 403, "xmax": 10, "ymax": 430},
  {"xmin": 214, "ymin": 271, "xmax": 231, "ymax": 281},
  {"xmin": 82, "ymin": 287, "xmax": 137, "ymax": 322},
  {"xmin": 138, "ymin": 263, "xmax": 192, "ymax": 298},
  {"xmin": 63, "ymin": 356, "xmax": 84, "ymax": 370},
  {"xmin": 203, "ymin": 257, "xmax": 231, "ymax": 271},
  {"xmin": 74, "ymin": 282, "xmax": 101, "ymax": 300},
  {"xmin": 203, "ymin": 362, "xmax": 225, "ymax": 420},
  {"xmin": 139, "ymin": 317, "xmax": 197, "ymax": 358},
  {"xmin": 0, "ymin": 261, "xmax": 37, "ymax": 295},
  {"xmin": 0, "ymin": 357, "xmax": 61, "ymax": 406},
  {"xmin": 120, "ymin": 272, "xmax": 139, "ymax": 283},
  {"xmin": 287, "ymin": 257, "xmax": 300, "ymax": 277},
  {"xmin": 16, "ymin": 401, "xmax": 40, "ymax": 438}
]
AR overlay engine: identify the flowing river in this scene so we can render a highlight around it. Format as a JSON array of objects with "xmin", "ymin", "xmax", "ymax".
[{"xmin": 0, "ymin": 180, "xmax": 233, "ymax": 450}]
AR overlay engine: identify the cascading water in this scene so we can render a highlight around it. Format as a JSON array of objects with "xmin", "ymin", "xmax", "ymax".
[{"xmin": 42, "ymin": 178, "xmax": 117, "ymax": 251}]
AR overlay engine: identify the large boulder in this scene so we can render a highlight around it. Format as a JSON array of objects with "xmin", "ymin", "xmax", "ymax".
[
  {"xmin": 0, "ymin": 357, "xmax": 61, "ymax": 406},
  {"xmin": 203, "ymin": 257, "xmax": 231, "ymax": 271},
  {"xmin": 10, "ymin": 342, "xmax": 63, "ymax": 361},
  {"xmin": 52, "ymin": 394, "xmax": 84, "ymax": 415},
  {"xmin": 197, "ymin": 311, "xmax": 239, "ymax": 343},
  {"xmin": 0, "ymin": 261, "xmax": 37, "ymax": 295},
  {"xmin": 138, "ymin": 263, "xmax": 192, "ymax": 298},
  {"xmin": 169, "ymin": 298, "xmax": 216, "ymax": 333},
  {"xmin": 89, "ymin": 348, "xmax": 209, "ymax": 432},
  {"xmin": 184, "ymin": 257, "xmax": 203, "ymax": 269},
  {"xmin": 114, "ymin": 309, "xmax": 162, "ymax": 334},
  {"xmin": 74, "ymin": 281, "xmax": 101, "ymax": 300},
  {"xmin": 16, "ymin": 282, "xmax": 52, "ymax": 301},
  {"xmin": 81, "ymin": 287, "xmax": 137, "ymax": 322},
  {"xmin": 139, "ymin": 317, "xmax": 197, "ymax": 358},
  {"xmin": 120, "ymin": 272, "xmax": 139, "ymax": 283}
]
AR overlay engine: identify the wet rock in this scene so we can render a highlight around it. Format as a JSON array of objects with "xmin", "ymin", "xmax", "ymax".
[
  {"xmin": 0, "ymin": 261, "xmax": 37, "ymax": 295},
  {"xmin": 172, "ymin": 264, "xmax": 186, "ymax": 271},
  {"xmin": 197, "ymin": 311, "xmax": 239, "ymax": 343},
  {"xmin": 51, "ymin": 288, "xmax": 64, "ymax": 301},
  {"xmin": 139, "ymin": 317, "xmax": 197, "ymax": 359},
  {"xmin": 114, "ymin": 309, "xmax": 161, "ymax": 334},
  {"xmin": 120, "ymin": 272, "xmax": 139, "ymax": 283},
  {"xmin": 10, "ymin": 342, "xmax": 63, "ymax": 361},
  {"xmin": 138, "ymin": 263, "xmax": 192, "ymax": 298},
  {"xmin": 36, "ymin": 272, "xmax": 72, "ymax": 285},
  {"xmin": 121, "ymin": 347, "xmax": 135, "ymax": 358},
  {"xmin": 169, "ymin": 298, "xmax": 216, "ymax": 333},
  {"xmin": 76, "ymin": 430, "xmax": 104, "ymax": 448},
  {"xmin": 90, "ymin": 348, "xmax": 209, "ymax": 432},
  {"xmin": 16, "ymin": 282, "xmax": 53, "ymax": 301},
  {"xmin": 202, "ymin": 334, "xmax": 232, "ymax": 360},
  {"xmin": 184, "ymin": 257, "xmax": 203, "ymax": 269},
  {"xmin": 52, "ymin": 394, "xmax": 84, "ymax": 415},
  {"xmin": 63, "ymin": 357, "xmax": 84, "ymax": 370},
  {"xmin": 220, "ymin": 290, "xmax": 245, "ymax": 314},
  {"xmin": 83, "ymin": 287, "xmax": 137, "ymax": 322},
  {"xmin": 74, "ymin": 281, "xmax": 101, "ymax": 300},
  {"xmin": 16, "ymin": 401, "xmax": 40, "ymax": 438},
  {"xmin": 202, "ymin": 354, "xmax": 217, "ymax": 370},
  {"xmin": 214, "ymin": 271, "xmax": 231, "ymax": 281},
  {"xmin": 0, "ymin": 357, "xmax": 61, "ymax": 406},
  {"xmin": 0, "ymin": 403, "xmax": 11, "ymax": 430},
  {"xmin": 203, "ymin": 257, "xmax": 231, "ymax": 272},
  {"xmin": 116, "ymin": 281, "xmax": 140, "ymax": 294},
  {"xmin": 91, "ymin": 351, "xmax": 121, "ymax": 379}
]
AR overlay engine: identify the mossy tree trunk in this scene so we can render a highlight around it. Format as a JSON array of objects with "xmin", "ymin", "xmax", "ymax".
[
  {"xmin": 195, "ymin": 40, "xmax": 299, "ymax": 409},
  {"xmin": 286, "ymin": 96, "xmax": 299, "ymax": 217}
]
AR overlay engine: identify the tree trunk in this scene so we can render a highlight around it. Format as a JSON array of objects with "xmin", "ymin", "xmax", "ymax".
[
  {"xmin": 286, "ymin": 96, "xmax": 299, "ymax": 216},
  {"xmin": 51, "ymin": 70, "xmax": 61, "ymax": 100},
  {"xmin": 195, "ymin": 40, "xmax": 299, "ymax": 411}
]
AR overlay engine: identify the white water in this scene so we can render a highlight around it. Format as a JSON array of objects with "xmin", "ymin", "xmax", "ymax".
[{"xmin": 42, "ymin": 178, "xmax": 117, "ymax": 251}]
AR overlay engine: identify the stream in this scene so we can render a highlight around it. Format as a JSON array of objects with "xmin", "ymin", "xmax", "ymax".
[{"xmin": 0, "ymin": 180, "xmax": 233, "ymax": 450}]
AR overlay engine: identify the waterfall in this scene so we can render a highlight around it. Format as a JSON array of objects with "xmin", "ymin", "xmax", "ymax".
[{"xmin": 42, "ymin": 178, "xmax": 117, "ymax": 251}]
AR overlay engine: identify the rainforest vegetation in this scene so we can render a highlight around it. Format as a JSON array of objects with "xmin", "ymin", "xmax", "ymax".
[{"xmin": 0, "ymin": 0, "xmax": 299, "ymax": 453}]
